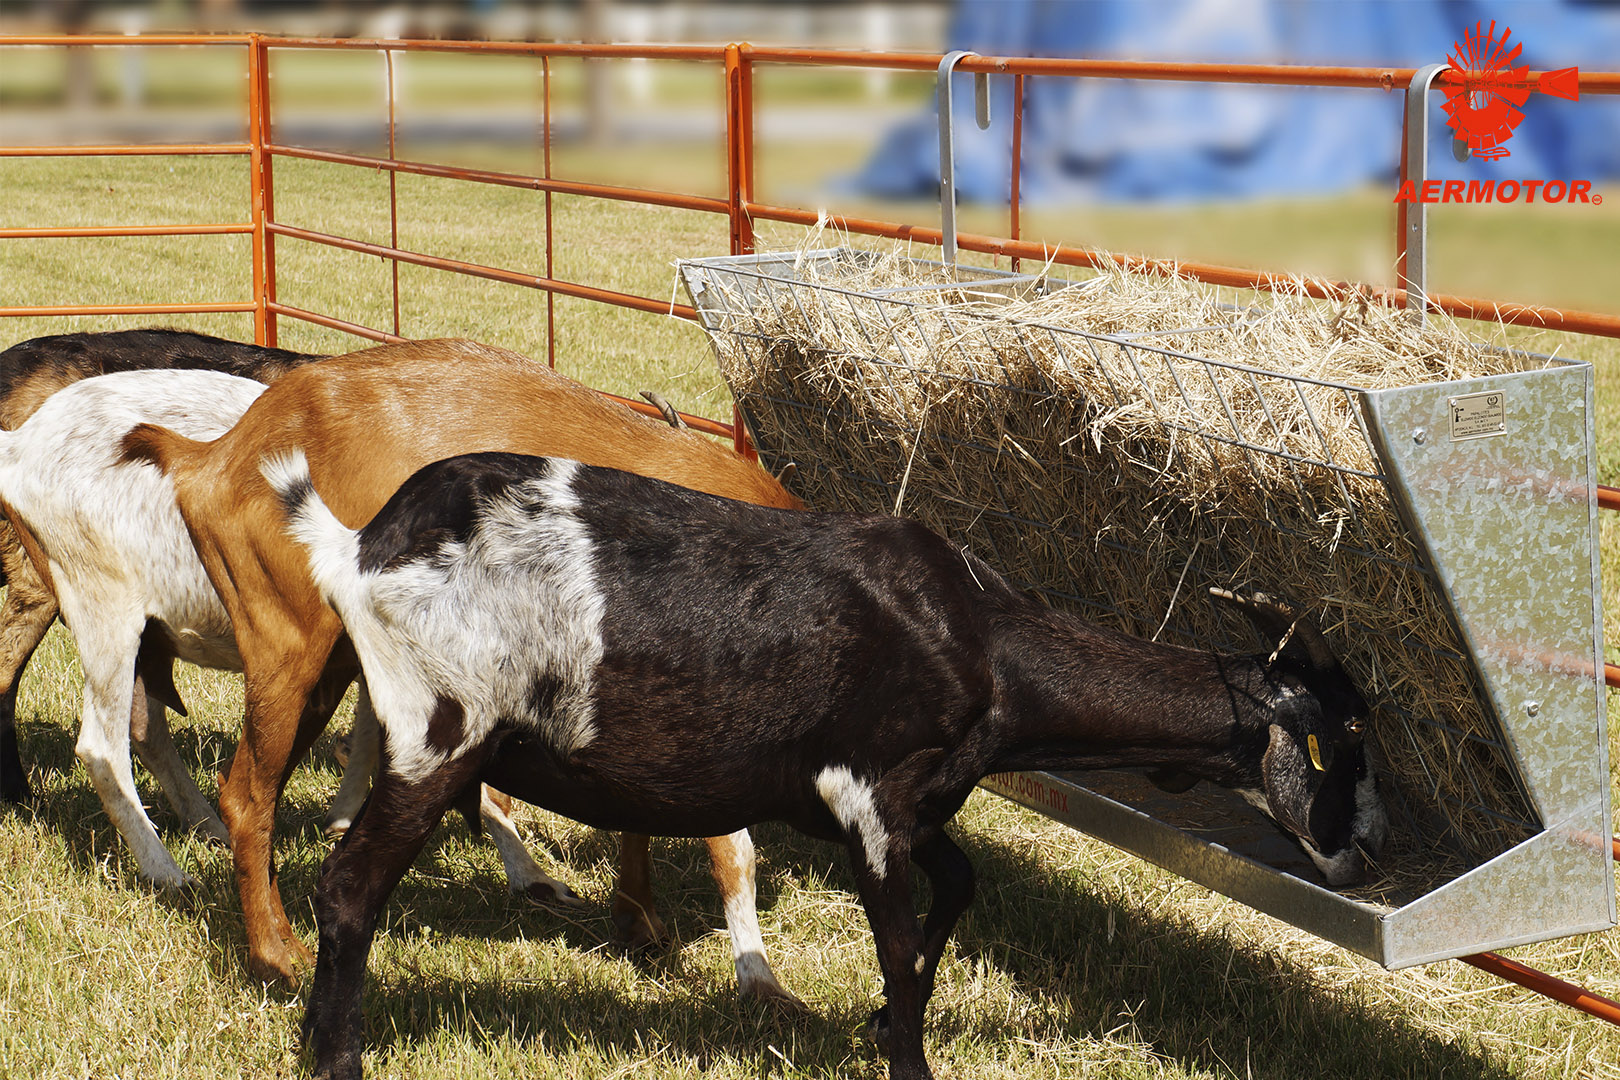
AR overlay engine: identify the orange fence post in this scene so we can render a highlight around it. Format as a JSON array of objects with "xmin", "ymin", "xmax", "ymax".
[
  {"xmin": 248, "ymin": 35, "xmax": 278, "ymax": 346},
  {"xmin": 724, "ymin": 43, "xmax": 758, "ymax": 459},
  {"xmin": 724, "ymin": 43, "xmax": 755, "ymax": 258},
  {"xmin": 385, "ymin": 48, "xmax": 402, "ymax": 339},
  {"xmin": 542, "ymin": 55, "xmax": 556, "ymax": 368}
]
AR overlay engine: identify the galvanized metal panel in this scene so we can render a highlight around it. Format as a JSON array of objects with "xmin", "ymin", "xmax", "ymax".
[
  {"xmin": 1363, "ymin": 368, "xmax": 1608, "ymax": 828},
  {"xmin": 980, "ymin": 771, "xmax": 1386, "ymax": 961},
  {"xmin": 1380, "ymin": 820, "xmax": 1616, "ymax": 967}
]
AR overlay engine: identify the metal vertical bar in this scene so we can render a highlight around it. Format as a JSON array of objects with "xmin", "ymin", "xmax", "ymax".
[
  {"xmin": 724, "ymin": 44, "xmax": 752, "ymax": 258},
  {"xmin": 259, "ymin": 38, "xmax": 279, "ymax": 346},
  {"xmin": 385, "ymin": 48, "xmax": 401, "ymax": 338},
  {"xmin": 542, "ymin": 55, "xmax": 556, "ymax": 368},
  {"xmin": 724, "ymin": 44, "xmax": 758, "ymax": 459},
  {"xmin": 1401, "ymin": 63, "xmax": 1446, "ymax": 324},
  {"xmin": 1394, "ymin": 92, "xmax": 1410, "ymax": 309},
  {"xmin": 938, "ymin": 50, "xmax": 981, "ymax": 266},
  {"xmin": 739, "ymin": 45, "xmax": 756, "ymax": 251},
  {"xmin": 729, "ymin": 44, "xmax": 758, "ymax": 459},
  {"xmin": 1010, "ymin": 72, "xmax": 1024, "ymax": 274},
  {"xmin": 247, "ymin": 35, "xmax": 271, "ymax": 344}
]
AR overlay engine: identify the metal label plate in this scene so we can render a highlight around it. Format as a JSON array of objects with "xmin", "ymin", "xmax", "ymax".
[{"xmin": 1449, "ymin": 390, "xmax": 1507, "ymax": 441}]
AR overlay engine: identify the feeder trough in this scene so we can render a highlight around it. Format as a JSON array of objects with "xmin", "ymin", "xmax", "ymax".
[{"xmin": 678, "ymin": 248, "xmax": 1614, "ymax": 969}]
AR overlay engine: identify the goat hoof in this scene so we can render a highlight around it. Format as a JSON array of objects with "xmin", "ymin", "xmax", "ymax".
[
  {"xmin": 197, "ymin": 819, "xmax": 232, "ymax": 848},
  {"xmin": 154, "ymin": 875, "xmax": 206, "ymax": 913},
  {"xmin": 331, "ymin": 734, "xmax": 351, "ymax": 769},
  {"xmin": 322, "ymin": 818, "xmax": 351, "ymax": 841},
  {"xmin": 745, "ymin": 980, "xmax": 809, "ymax": 1015},
  {"xmin": 737, "ymin": 955, "xmax": 807, "ymax": 1013},
  {"xmin": 248, "ymin": 937, "xmax": 315, "ymax": 987},
  {"xmin": 519, "ymin": 880, "xmax": 588, "ymax": 911},
  {"xmin": 611, "ymin": 908, "xmax": 671, "ymax": 953},
  {"xmin": 864, "ymin": 1005, "xmax": 893, "ymax": 1057},
  {"xmin": 0, "ymin": 773, "xmax": 33, "ymax": 805}
]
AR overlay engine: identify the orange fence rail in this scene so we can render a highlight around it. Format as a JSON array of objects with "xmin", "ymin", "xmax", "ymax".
[{"xmin": 1, "ymin": 30, "xmax": 1617, "ymax": 1032}]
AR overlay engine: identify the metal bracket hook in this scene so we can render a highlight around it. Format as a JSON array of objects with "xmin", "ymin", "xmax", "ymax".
[
  {"xmin": 1402, "ymin": 63, "xmax": 1449, "ymax": 325},
  {"xmin": 938, "ymin": 50, "xmax": 991, "ymax": 267}
]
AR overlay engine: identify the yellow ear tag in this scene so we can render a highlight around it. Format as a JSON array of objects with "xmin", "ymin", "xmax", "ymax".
[{"xmin": 1307, "ymin": 734, "xmax": 1326, "ymax": 772}]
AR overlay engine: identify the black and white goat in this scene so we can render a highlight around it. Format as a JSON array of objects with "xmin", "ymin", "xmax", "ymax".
[{"xmin": 266, "ymin": 449, "xmax": 1387, "ymax": 1080}]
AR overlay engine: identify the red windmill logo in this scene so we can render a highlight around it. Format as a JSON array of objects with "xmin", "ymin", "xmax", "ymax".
[{"xmin": 1440, "ymin": 21, "xmax": 1579, "ymax": 161}]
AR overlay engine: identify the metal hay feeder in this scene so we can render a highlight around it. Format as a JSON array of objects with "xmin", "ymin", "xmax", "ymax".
[{"xmin": 678, "ymin": 248, "xmax": 1613, "ymax": 969}]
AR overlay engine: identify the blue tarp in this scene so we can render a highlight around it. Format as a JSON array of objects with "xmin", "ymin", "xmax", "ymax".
[{"xmin": 850, "ymin": 0, "xmax": 1620, "ymax": 203}]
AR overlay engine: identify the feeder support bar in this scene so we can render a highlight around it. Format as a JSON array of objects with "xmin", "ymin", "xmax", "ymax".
[
  {"xmin": 1402, "ymin": 63, "xmax": 1447, "ymax": 325},
  {"xmin": 939, "ymin": 50, "xmax": 990, "ymax": 266}
]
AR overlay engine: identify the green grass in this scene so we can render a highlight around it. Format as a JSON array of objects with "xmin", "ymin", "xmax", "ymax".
[{"xmin": 2, "ymin": 140, "xmax": 1620, "ymax": 1080}]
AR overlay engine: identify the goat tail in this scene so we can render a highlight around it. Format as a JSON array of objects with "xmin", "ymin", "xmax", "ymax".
[
  {"xmin": 118, "ymin": 421, "xmax": 205, "ymax": 476},
  {"xmin": 258, "ymin": 449, "xmax": 367, "ymax": 620}
]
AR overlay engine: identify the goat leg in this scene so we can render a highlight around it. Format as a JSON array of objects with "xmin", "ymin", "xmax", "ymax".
[
  {"xmin": 322, "ymin": 678, "xmax": 379, "ymax": 838},
  {"xmin": 478, "ymin": 785, "xmax": 586, "ymax": 907},
  {"xmin": 612, "ymin": 833, "xmax": 670, "ymax": 950},
  {"xmin": 224, "ymin": 630, "xmax": 351, "ymax": 983},
  {"xmin": 129, "ymin": 685, "xmax": 230, "ymax": 846},
  {"xmin": 0, "ymin": 527, "xmax": 58, "ymax": 804},
  {"xmin": 70, "ymin": 606, "xmax": 197, "ymax": 891},
  {"xmin": 864, "ymin": 830, "xmax": 973, "ymax": 1059},
  {"xmin": 849, "ymin": 841, "xmax": 932, "ymax": 1080},
  {"xmin": 908, "ymin": 830, "xmax": 975, "ymax": 1011},
  {"xmin": 304, "ymin": 742, "xmax": 492, "ymax": 1080},
  {"xmin": 706, "ymin": 829, "xmax": 801, "ymax": 1009}
]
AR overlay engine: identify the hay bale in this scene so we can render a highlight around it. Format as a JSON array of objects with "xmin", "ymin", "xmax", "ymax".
[{"xmin": 689, "ymin": 243, "xmax": 1556, "ymax": 899}]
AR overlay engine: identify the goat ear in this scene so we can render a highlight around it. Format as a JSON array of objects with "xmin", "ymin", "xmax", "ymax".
[{"xmin": 1260, "ymin": 724, "xmax": 1311, "ymax": 839}]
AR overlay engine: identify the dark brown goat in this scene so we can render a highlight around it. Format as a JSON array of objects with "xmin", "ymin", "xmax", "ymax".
[{"xmin": 268, "ymin": 450, "xmax": 1387, "ymax": 1080}]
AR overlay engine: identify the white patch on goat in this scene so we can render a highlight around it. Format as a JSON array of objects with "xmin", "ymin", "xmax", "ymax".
[
  {"xmin": 715, "ymin": 829, "xmax": 787, "ymax": 999},
  {"xmin": 1232, "ymin": 787, "xmax": 1270, "ymax": 816},
  {"xmin": 1297, "ymin": 837, "xmax": 1364, "ymax": 888},
  {"xmin": 816, "ymin": 766, "xmax": 890, "ymax": 880},
  {"xmin": 0, "ymin": 369, "xmax": 266, "ymax": 884},
  {"xmin": 1234, "ymin": 783, "xmax": 1371, "ymax": 888},
  {"xmin": 272, "ymin": 455, "xmax": 605, "ymax": 785},
  {"xmin": 1351, "ymin": 764, "xmax": 1388, "ymax": 855}
]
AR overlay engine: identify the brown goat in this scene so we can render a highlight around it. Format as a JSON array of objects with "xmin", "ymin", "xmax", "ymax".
[{"xmin": 122, "ymin": 338, "xmax": 804, "ymax": 992}]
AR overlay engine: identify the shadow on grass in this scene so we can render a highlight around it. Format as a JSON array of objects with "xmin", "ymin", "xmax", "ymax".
[
  {"xmin": 320, "ymin": 811, "xmax": 1512, "ymax": 1080},
  {"xmin": 794, "ymin": 817, "xmax": 1517, "ymax": 1080},
  {"xmin": 10, "ymin": 713, "xmax": 1510, "ymax": 1078}
]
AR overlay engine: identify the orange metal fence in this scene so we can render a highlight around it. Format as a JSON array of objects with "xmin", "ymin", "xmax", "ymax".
[{"xmin": 1, "ymin": 30, "xmax": 1618, "ymax": 1030}]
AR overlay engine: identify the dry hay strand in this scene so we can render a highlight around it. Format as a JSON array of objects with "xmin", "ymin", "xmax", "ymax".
[{"xmin": 692, "ymin": 237, "xmax": 1565, "ymax": 900}]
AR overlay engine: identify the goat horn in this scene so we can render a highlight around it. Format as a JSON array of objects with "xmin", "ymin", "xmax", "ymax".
[
  {"xmin": 774, "ymin": 461, "xmax": 798, "ymax": 486},
  {"xmin": 638, "ymin": 390, "xmax": 686, "ymax": 429},
  {"xmin": 1287, "ymin": 617, "xmax": 1339, "ymax": 672},
  {"xmin": 1209, "ymin": 587, "xmax": 1293, "ymax": 639},
  {"xmin": 1209, "ymin": 587, "xmax": 1337, "ymax": 671}
]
